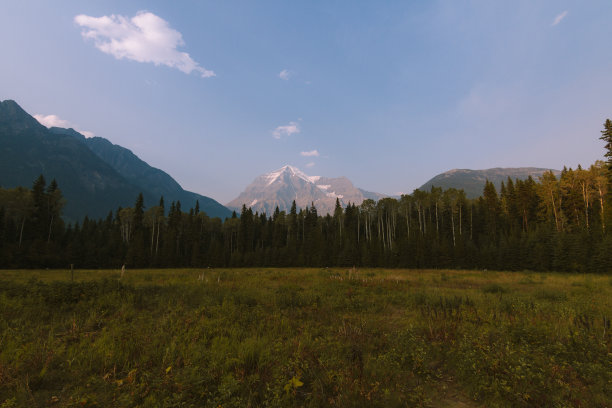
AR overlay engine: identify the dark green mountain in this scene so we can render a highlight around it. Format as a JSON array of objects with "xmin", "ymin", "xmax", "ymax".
[
  {"xmin": 419, "ymin": 167, "xmax": 561, "ymax": 198},
  {"xmin": 0, "ymin": 99, "xmax": 230, "ymax": 221},
  {"xmin": 0, "ymin": 100, "xmax": 143, "ymax": 222},
  {"xmin": 49, "ymin": 128, "xmax": 230, "ymax": 219}
]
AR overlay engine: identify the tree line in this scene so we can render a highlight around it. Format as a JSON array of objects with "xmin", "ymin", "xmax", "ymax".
[{"xmin": 2, "ymin": 121, "xmax": 612, "ymax": 272}]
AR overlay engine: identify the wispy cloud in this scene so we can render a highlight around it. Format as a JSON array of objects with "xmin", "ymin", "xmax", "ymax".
[
  {"xmin": 300, "ymin": 150, "xmax": 319, "ymax": 157},
  {"xmin": 74, "ymin": 11, "xmax": 215, "ymax": 78},
  {"xmin": 34, "ymin": 114, "xmax": 95, "ymax": 138},
  {"xmin": 279, "ymin": 69, "xmax": 291, "ymax": 80},
  {"xmin": 272, "ymin": 121, "xmax": 300, "ymax": 139},
  {"xmin": 552, "ymin": 11, "xmax": 568, "ymax": 26},
  {"xmin": 305, "ymin": 162, "xmax": 315, "ymax": 168}
]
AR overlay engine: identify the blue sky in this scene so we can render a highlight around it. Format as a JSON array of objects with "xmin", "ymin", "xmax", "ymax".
[{"xmin": 1, "ymin": 1, "xmax": 611, "ymax": 203}]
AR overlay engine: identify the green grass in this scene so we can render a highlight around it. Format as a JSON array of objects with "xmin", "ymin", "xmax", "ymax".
[{"xmin": 0, "ymin": 268, "xmax": 610, "ymax": 407}]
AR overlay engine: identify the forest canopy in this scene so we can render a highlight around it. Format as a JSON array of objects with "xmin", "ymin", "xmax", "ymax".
[{"xmin": 1, "ymin": 121, "xmax": 612, "ymax": 272}]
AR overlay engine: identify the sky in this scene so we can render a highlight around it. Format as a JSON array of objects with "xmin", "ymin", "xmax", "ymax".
[{"xmin": 1, "ymin": 1, "xmax": 611, "ymax": 203}]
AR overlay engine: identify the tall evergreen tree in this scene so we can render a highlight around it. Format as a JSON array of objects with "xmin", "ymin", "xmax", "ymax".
[
  {"xmin": 45, "ymin": 179, "xmax": 64, "ymax": 243},
  {"xmin": 482, "ymin": 180, "xmax": 500, "ymax": 239},
  {"xmin": 600, "ymin": 119, "xmax": 612, "ymax": 173},
  {"xmin": 30, "ymin": 175, "xmax": 47, "ymax": 240},
  {"xmin": 133, "ymin": 193, "xmax": 145, "ymax": 230}
]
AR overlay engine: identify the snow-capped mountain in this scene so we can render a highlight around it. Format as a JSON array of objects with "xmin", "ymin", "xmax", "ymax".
[{"xmin": 226, "ymin": 165, "xmax": 386, "ymax": 215}]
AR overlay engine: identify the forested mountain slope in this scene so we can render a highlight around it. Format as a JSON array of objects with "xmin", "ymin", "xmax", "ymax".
[
  {"xmin": 419, "ymin": 167, "xmax": 561, "ymax": 198},
  {"xmin": 0, "ymin": 100, "xmax": 145, "ymax": 222},
  {"xmin": 49, "ymin": 127, "xmax": 231, "ymax": 219},
  {"xmin": 0, "ymin": 99, "xmax": 230, "ymax": 221}
]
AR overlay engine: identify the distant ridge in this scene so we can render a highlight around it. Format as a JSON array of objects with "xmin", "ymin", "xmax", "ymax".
[{"xmin": 419, "ymin": 167, "xmax": 562, "ymax": 198}]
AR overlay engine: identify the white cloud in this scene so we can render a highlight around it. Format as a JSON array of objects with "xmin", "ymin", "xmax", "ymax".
[
  {"xmin": 300, "ymin": 150, "xmax": 319, "ymax": 157},
  {"xmin": 34, "ymin": 114, "xmax": 95, "ymax": 138},
  {"xmin": 305, "ymin": 162, "xmax": 315, "ymax": 168},
  {"xmin": 79, "ymin": 130, "xmax": 96, "ymax": 138},
  {"xmin": 272, "ymin": 121, "xmax": 300, "ymax": 139},
  {"xmin": 74, "ymin": 11, "xmax": 215, "ymax": 78},
  {"xmin": 279, "ymin": 69, "xmax": 291, "ymax": 80},
  {"xmin": 552, "ymin": 11, "xmax": 568, "ymax": 26},
  {"xmin": 33, "ymin": 114, "xmax": 71, "ymax": 129}
]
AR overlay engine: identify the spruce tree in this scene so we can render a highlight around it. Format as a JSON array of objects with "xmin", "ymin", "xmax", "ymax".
[
  {"xmin": 30, "ymin": 175, "xmax": 47, "ymax": 240},
  {"xmin": 45, "ymin": 179, "xmax": 64, "ymax": 243},
  {"xmin": 600, "ymin": 119, "xmax": 612, "ymax": 171},
  {"xmin": 126, "ymin": 193, "xmax": 146, "ymax": 266},
  {"xmin": 159, "ymin": 196, "xmax": 165, "ymax": 215},
  {"xmin": 333, "ymin": 198, "xmax": 343, "ymax": 240},
  {"xmin": 482, "ymin": 180, "xmax": 500, "ymax": 239},
  {"xmin": 133, "ymin": 193, "xmax": 145, "ymax": 230},
  {"xmin": 600, "ymin": 119, "xmax": 612, "ymax": 192}
]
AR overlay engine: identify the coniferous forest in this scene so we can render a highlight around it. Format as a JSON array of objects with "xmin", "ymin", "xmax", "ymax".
[{"xmin": 2, "ymin": 121, "xmax": 612, "ymax": 272}]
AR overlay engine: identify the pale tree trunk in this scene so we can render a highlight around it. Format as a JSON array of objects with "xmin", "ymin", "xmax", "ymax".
[
  {"xmin": 155, "ymin": 221, "xmax": 160, "ymax": 255},
  {"xmin": 19, "ymin": 216, "xmax": 25, "ymax": 248},
  {"xmin": 435, "ymin": 202, "xmax": 439, "ymax": 237},
  {"xmin": 406, "ymin": 208, "xmax": 410, "ymax": 238},
  {"xmin": 150, "ymin": 218, "xmax": 155, "ymax": 255},
  {"xmin": 459, "ymin": 203, "xmax": 462, "ymax": 236},
  {"xmin": 550, "ymin": 189, "xmax": 560, "ymax": 232},
  {"xmin": 451, "ymin": 211, "xmax": 456, "ymax": 247},
  {"xmin": 579, "ymin": 180, "xmax": 590, "ymax": 230}
]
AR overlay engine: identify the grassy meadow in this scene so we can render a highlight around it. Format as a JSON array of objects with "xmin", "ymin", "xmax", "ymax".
[{"xmin": 0, "ymin": 268, "xmax": 611, "ymax": 407}]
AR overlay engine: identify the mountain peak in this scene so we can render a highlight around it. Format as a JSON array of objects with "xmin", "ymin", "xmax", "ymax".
[
  {"xmin": 0, "ymin": 99, "xmax": 46, "ymax": 132},
  {"xmin": 265, "ymin": 165, "xmax": 320, "ymax": 185},
  {"xmin": 228, "ymin": 166, "xmax": 388, "ymax": 215},
  {"xmin": 0, "ymin": 99, "xmax": 24, "ymax": 110}
]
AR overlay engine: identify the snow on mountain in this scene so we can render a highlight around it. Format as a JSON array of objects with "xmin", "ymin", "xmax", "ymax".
[
  {"xmin": 226, "ymin": 165, "xmax": 388, "ymax": 215},
  {"xmin": 265, "ymin": 165, "xmax": 320, "ymax": 186}
]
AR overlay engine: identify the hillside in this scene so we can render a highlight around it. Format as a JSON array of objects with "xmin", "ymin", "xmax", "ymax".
[
  {"xmin": 49, "ymin": 128, "xmax": 231, "ymax": 219},
  {"xmin": 0, "ymin": 100, "xmax": 230, "ymax": 221},
  {"xmin": 418, "ymin": 167, "xmax": 561, "ymax": 198},
  {"xmin": 0, "ymin": 100, "xmax": 145, "ymax": 222}
]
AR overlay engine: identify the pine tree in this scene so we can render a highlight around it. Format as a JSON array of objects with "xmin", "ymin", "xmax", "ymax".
[
  {"xmin": 45, "ymin": 179, "xmax": 64, "ymax": 243},
  {"xmin": 30, "ymin": 174, "xmax": 46, "ymax": 240},
  {"xmin": 239, "ymin": 204, "xmax": 254, "ymax": 252},
  {"xmin": 133, "ymin": 193, "xmax": 145, "ymax": 230},
  {"xmin": 289, "ymin": 200, "xmax": 298, "ymax": 242},
  {"xmin": 600, "ymin": 119, "xmax": 612, "ymax": 173},
  {"xmin": 482, "ymin": 180, "xmax": 500, "ymax": 239}
]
